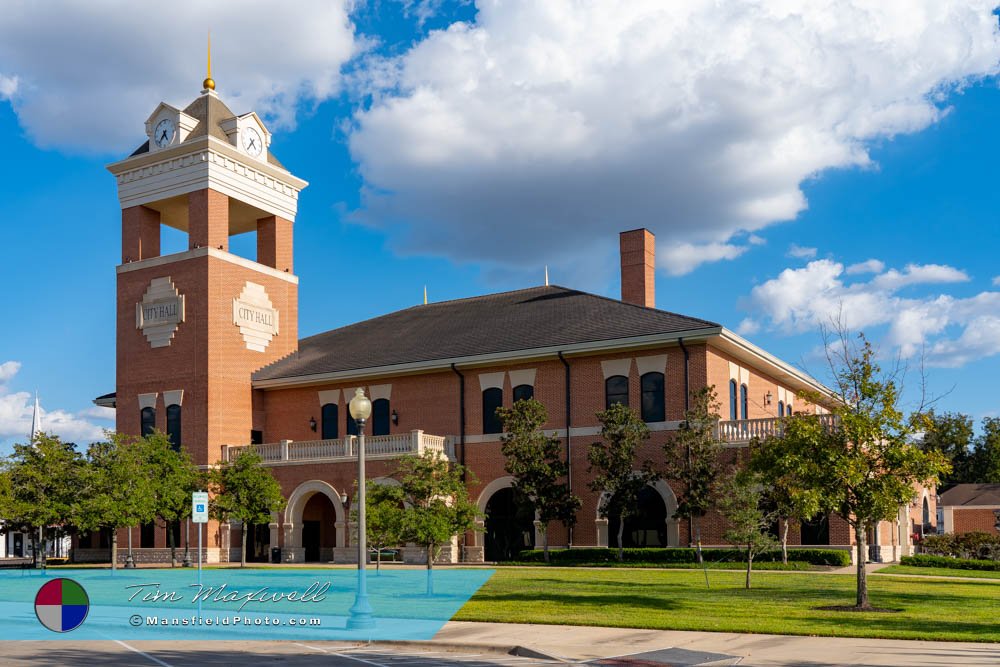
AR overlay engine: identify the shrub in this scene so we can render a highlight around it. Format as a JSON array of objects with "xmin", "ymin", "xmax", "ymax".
[
  {"xmin": 919, "ymin": 532, "xmax": 1000, "ymax": 561},
  {"xmin": 513, "ymin": 547, "xmax": 850, "ymax": 567},
  {"xmin": 900, "ymin": 554, "xmax": 1000, "ymax": 572}
]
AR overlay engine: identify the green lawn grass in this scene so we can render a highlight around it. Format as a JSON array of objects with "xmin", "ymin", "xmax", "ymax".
[
  {"xmin": 877, "ymin": 565, "xmax": 1000, "ymax": 581},
  {"xmin": 455, "ymin": 567, "xmax": 1000, "ymax": 642}
]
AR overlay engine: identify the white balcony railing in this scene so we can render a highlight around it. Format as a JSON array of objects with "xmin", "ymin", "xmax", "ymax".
[
  {"xmin": 222, "ymin": 429, "xmax": 453, "ymax": 464},
  {"xmin": 716, "ymin": 414, "xmax": 839, "ymax": 444}
]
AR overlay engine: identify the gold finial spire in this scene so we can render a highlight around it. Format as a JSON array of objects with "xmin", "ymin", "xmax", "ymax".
[
  {"xmin": 203, "ymin": 32, "xmax": 216, "ymax": 91},
  {"xmin": 423, "ymin": 285, "xmax": 428, "ymax": 305}
]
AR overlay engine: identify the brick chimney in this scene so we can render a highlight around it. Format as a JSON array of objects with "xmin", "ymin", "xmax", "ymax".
[{"xmin": 620, "ymin": 228, "xmax": 655, "ymax": 308}]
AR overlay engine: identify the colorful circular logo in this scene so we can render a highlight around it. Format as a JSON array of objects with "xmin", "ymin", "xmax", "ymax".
[{"xmin": 34, "ymin": 578, "xmax": 90, "ymax": 633}]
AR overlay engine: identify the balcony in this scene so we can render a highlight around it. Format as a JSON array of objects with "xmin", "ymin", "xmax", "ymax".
[
  {"xmin": 222, "ymin": 429, "xmax": 453, "ymax": 465},
  {"xmin": 716, "ymin": 414, "xmax": 839, "ymax": 444}
]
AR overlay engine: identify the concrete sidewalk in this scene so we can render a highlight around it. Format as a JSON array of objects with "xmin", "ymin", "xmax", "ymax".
[{"xmin": 427, "ymin": 621, "xmax": 1000, "ymax": 666}]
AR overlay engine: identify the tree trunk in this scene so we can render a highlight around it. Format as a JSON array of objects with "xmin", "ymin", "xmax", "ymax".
[
  {"xmin": 426, "ymin": 544, "xmax": 435, "ymax": 596},
  {"xmin": 856, "ymin": 522, "xmax": 870, "ymax": 609},
  {"xmin": 111, "ymin": 530, "xmax": 118, "ymax": 571},
  {"xmin": 376, "ymin": 547, "xmax": 382, "ymax": 572},
  {"xmin": 169, "ymin": 521, "xmax": 177, "ymax": 568},
  {"xmin": 617, "ymin": 512, "xmax": 625, "ymax": 562},
  {"xmin": 746, "ymin": 546, "xmax": 753, "ymax": 589},
  {"xmin": 241, "ymin": 524, "xmax": 248, "ymax": 567},
  {"xmin": 31, "ymin": 530, "xmax": 38, "ymax": 569},
  {"xmin": 694, "ymin": 519, "xmax": 704, "ymax": 564},
  {"xmin": 542, "ymin": 528, "xmax": 550, "ymax": 564},
  {"xmin": 781, "ymin": 518, "xmax": 789, "ymax": 565}
]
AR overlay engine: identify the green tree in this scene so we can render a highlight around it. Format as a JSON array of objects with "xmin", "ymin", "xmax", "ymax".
[
  {"xmin": 717, "ymin": 469, "xmax": 777, "ymax": 589},
  {"xmin": 142, "ymin": 432, "xmax": 201, "ymax": 566},
  {"xmin": 750, "ymin": 431, "xmax": 822, "ymax": 565},
  {"xmin": 393, "ymin": 450, "xmax": 480, "ymax": 571},
  {"xmin": 588, "ymin": 402, "xmax": 658, "ymax": 561},
  {"xmin": 664, "ymin": 387, "xmax": 723, "ymax": 563},
  {"xmin": 78, "ymin": 432, "xmax": 157, "ymax": 570},
  {"xmin": 781, "ymin": 332, "xmax": 949, "ymax": 609},
  {"xmin": 498, "ymin": 398, "xmax": 581, "ymax": 563},
  {"xmin": 356, "ymin": 482, "xmax": 406, "ymax": 571},
  {"xmin": 912, "ymin": 410, "xmax": 974, "ymax": 485},
  {"xmin": 6, "ymin": 433, "xmax": 86, "ymax": 567},
  {"xmin": 209, "ymin": 448, "xmax": 286, "ymax": 567},
  {"xmin": 969, "ymin": 417, "xmax": 1000, "ymax": 483}
]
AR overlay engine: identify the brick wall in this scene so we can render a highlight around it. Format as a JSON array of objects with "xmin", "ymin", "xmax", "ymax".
[{"xmin": 952, "ymin": 508, "xmax": 1000, "ymax": 535}]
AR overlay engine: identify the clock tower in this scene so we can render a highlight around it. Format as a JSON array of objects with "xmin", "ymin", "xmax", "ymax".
[{"xmin": 107, "ymin": 72, "xmax": 307, "ymax": 468}]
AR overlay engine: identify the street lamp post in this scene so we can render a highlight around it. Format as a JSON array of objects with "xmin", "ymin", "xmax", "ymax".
[{"xmin": 347, "ymin": 387, "xmax": 374, "ymax": 630}]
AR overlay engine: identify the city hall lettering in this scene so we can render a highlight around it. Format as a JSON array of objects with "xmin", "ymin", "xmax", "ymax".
[
  {"xmin": 236, "ymin": 305, "xmax": 275, "ymax": 329},
  {"xmin": 143, "ymin": 301, "xmax": 180, "ymax": 324}
]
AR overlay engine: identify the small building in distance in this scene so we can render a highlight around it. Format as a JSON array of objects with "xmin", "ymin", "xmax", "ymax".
[{"xmin": 939, "ymin": 484, "xmax": 1000, "ymax": 536}]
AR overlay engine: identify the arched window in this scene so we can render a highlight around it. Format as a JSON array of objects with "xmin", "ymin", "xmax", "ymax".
[
  {"xmin": 512, "ymin": 384, "xmax": 534, "ymax": 403},
  {"xmin": 321, "ymin": 403, "xmax": 338, "ymax": 440},
  {"xmin": 482, "ymin": 387, "xmax": 503, "ymax": 434},
  {"xmin": 728, "ymin": 380, "xmax": 737, "ymax": 420},
  {"xmin": 140, "ymin": 406, "xmax": 156, "ymax": 437},
  {"xmin": 166, "ymin": 404, "xmax": 181, "ymax": 451},
  {"xmin": 778, "ymin": 401, "xmax": 785, "ymax": 417},
  {"xmin": 640, "ymin": 372, "xmax": 665, "ymax": 422},
  {"xmin": 605, "ymin": 375, "xmax": 629, "ymax": 409},
  {"xmin": 922, "ymin": 497, "xmax": 930, "ymax": 526},
  {"xmin": 740, "ymin": 384, "xmax": 748, "ymax": 420},
  {"xmin": 372, "ymin": 398, "xmax": 391, "ymax": 436}
]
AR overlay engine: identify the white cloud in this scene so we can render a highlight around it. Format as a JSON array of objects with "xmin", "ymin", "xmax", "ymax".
[
  {"xmin": 0, "ymin": 74, "xmax": 17, "ymax": 100},
  {"xmin": 740, "ymin": 260, "xmax": 1000, "ymax": 366},
  {"xmin": 349, "ymin": 1, "xmax": 1000, "ymax": 275},
  {"xmin": 660, "ymin": 242, "xmax": 749, "ymax": 276},
  {"xmin": 846, "ymin": 259, "xmax": 886, "ymax": 275},
  {"xmin": 0, "ymin": 361, "xmax": 110, "ymax": 445},
  {"xmin": 788, "ymin": 244, "xmax": 818, "ymax": 259},
  {"xmin": 747, "ymin": 235, "xmax": 767, "ymax": 246},
  {"xmin": 992, "ymin": 275, "xmax": 1000, "ymax": 286},
  {"xmin": 0, "ymin": 2, "xmax": 359, "ymax": 152},
  {"xmin": 0, "ymin": 361, "xmax": 20, "ymax": 384}
]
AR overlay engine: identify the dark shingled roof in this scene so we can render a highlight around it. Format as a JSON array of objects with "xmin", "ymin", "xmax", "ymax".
[
  {"xmin": 129, "ymin": 93, "xmax": 286, "ymax": 169},
  {"xmin": 253, "ymin": 285, "xmax": 720, "ymax": 382},
  {"xmin": 940, "ymin": 484, "xmax": 1000, "ymax": 507}
]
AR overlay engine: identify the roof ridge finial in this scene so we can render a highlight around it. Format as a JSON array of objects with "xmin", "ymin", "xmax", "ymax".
[{"xmin": 203, "ymin": 31, "xmax": 216, "ymax": 92}]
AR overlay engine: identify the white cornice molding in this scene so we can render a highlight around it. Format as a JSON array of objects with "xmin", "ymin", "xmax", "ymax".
[
  {"xmin": 107, "ymin": 137, "xmax": 307, "ymax": 220},
  {"xmin": 716, "ymin": 329, "xmax": 836, "ymax": 401},
  {"xmin": 117, "ymin": 246, "xmax": 299, "ymax": 285}
]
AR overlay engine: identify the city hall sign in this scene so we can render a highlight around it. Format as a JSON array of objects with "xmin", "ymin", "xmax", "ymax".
[
  {"xmin": 136, "ymin": 277, "xmax": 185, "ymax": 348},
  {"xmin": 234, "ymin": 281, "xmax": 279, "ymax": 352}
]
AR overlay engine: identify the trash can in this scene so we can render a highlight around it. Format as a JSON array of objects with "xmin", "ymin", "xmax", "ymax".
[{"xmin": 271, "ymin": 547, "xmax": 281, "ymax": 564}]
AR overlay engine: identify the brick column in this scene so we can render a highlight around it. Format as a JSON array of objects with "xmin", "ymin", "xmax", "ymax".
[
  {"xmin": 256, "ymin": 215, "xmax": 293, "ymax": 272},
  {"xmin": 620, "ymin": 228, "xmax": 656, "ymax": 308},
  {"xmin": 188, "ymin": 189, "xmax": 229, "ymax": 251},
  {"xmin": 122, "ymin": 205, "xmax": 160, "ymax": 262}
]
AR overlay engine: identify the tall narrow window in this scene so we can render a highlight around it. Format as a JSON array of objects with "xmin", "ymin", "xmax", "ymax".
[
  {"xmin": 605, "ymin": 375, "xmax": 629, "ymax": 409},
  {"xmin": 512, "ymin": 384, "xmax": 534, "ymax": 403},
  {"xmin": 640, "ymin": 372, "xmax": 665, "ymax": 422},
  {"xmin": 166, "ymin": 404, "xmax": 181, "ymax": 451},
  {"xmin": 140, "ymin": 522, "xmax": 156, "ymax": 549},
  {"xmin": 482, "ymin": 387, "xmax": 503, "ymax": 434},
  {"xmin": 140, "ymin": 407, "xmax": 156, "ymax": 437},
  {"xmin": 729, "ymin": 380, "xmax": 737, "ymax": 420},
  {"xmin": 321, "ymin": 403, "xmax": 338, "ymax": 440},
  {"xmin": 372, "ymin": 399, "xmax": 390, "ymax": 436},
  {"xmin": 778, "ymin": 401, "xmax": 785, "ymax": 417},
  {"xmin": 740, "ymin": 384, "xmax": 748, "ymax": 420}
]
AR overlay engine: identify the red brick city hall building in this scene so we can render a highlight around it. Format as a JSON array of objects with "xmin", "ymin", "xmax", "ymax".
[{"xmin": 78, "ymin": 82, "xmax": 933, "ymax": 565}]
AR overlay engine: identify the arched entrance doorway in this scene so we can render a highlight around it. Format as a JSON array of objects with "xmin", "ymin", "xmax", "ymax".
[
  {"xmin": 301, "ymin": 493, "xmax": 338, "ymax": 562},
  {"xmin": 244, "ymin": 523, "xmax": 271, "ymax": 563},
  {"xmin": 607, "ymin": 485, "xmax": 668, "ymax": 548},
  {"xmin": 283, "ymin": 480, "xmax": 347, "ymax": 563},
  {"xmin": 484, "ymin": 487, "xmax": 536, "ymax": 561}
]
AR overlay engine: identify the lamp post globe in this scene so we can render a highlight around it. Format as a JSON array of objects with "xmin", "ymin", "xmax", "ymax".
[{"xmin": 347, "ymin": 387, "xmax": 375, "ymax": 630}]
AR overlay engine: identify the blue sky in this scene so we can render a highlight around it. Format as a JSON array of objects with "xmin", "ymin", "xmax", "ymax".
[{"xmin": 2, "ymin": 1, "xmax": 1000, "ymax": 450}]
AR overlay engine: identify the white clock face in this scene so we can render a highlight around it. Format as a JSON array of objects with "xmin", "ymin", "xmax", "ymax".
[
  {"xmin": 243, "ymin": 126, "xmax": 263, "ymax": 157},
  {"xmin": 153, "ymin": 118, "xmax": 175, "ymax": 148}
]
